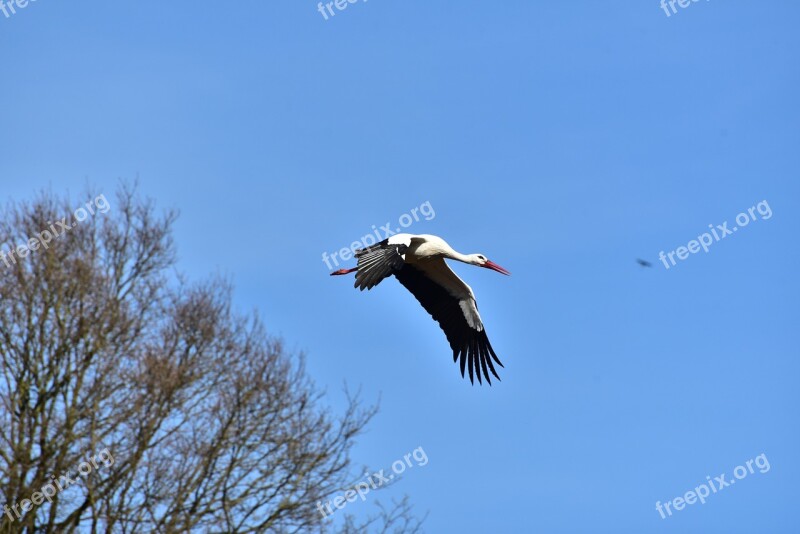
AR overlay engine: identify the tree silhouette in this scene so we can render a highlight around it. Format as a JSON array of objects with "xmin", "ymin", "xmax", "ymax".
[{"xmin": 0, "ymin": 185, "xmax": 423, "ymax": 533}]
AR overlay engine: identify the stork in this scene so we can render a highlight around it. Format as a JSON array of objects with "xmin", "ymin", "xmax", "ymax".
[{"xmin": 330, "ymin": 234, "xmax": 510, "ymax": 385}]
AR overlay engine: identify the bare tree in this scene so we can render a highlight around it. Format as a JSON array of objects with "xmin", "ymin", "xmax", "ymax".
[
  {"xmin": 336, "ymin": 497, "xmax": 425, "ymax": 534},
  {"xmin": 0, "ymin": 185, "xmax": 423, "ymax": 533}
]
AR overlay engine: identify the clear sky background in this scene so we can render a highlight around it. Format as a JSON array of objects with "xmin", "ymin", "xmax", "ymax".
[{"xmin": 2, "ymin": 1, "xmax": 799, "ymax": 532}]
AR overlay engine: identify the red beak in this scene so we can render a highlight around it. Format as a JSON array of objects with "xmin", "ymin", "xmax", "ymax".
[{"xmin": 483, "ymin": 260, "xmax": 511, "ymax": 276}]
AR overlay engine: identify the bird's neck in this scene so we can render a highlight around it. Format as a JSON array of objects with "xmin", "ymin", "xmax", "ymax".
[{"xmin": 447, "ymin": 251, "xmax": 476, "ymax": 265}]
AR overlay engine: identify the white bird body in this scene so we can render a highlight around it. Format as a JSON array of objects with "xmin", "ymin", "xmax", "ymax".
[
  {"xmin": 330, "ymin": 233, "xmax": 510, "ymax": 385},
  {"xmin": 396, "ymin": 233, "xmax": 480, "ymax": 266}
]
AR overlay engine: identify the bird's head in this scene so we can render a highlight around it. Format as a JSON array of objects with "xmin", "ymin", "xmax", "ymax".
[{"xmin": 470, "ymin": 254, "xmax": 511, "ymax": 275}]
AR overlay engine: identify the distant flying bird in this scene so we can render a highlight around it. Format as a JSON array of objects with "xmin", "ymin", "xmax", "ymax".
[
  {"xmin": 636, "ymin": 258, "xmax": 652, "ymax": 268},
  {"xmin": 330, "ymin": 234, "xmax": 510, "ymax": 385}
]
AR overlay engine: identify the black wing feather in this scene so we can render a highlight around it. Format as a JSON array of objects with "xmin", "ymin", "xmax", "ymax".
[
  {"xmin": 353, "ymin": 239, "xmax": 408, "ymax": 291},
  {"xmin": 394, "ymin": 264, "xmax": 504, "ymax": 385}
]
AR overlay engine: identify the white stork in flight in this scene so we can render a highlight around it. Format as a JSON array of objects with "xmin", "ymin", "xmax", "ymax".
[{"xmin": 330, "ymin": 234, "xmax": 510, "ymax": 385}]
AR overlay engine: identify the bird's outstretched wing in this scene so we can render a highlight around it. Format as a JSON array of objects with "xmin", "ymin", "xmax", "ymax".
[
  {"xmin": 353, "ymin": 236, "xmax": 411, "ymax": 291},
  {"xmin": 394, "ymin": 259, "xmax": 504, "ymax": 385}
]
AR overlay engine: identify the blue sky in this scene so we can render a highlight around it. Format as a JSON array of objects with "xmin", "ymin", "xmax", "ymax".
[{"xmin": 2, "ymin": 1, "xmax": 799, "ymax": 532}]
